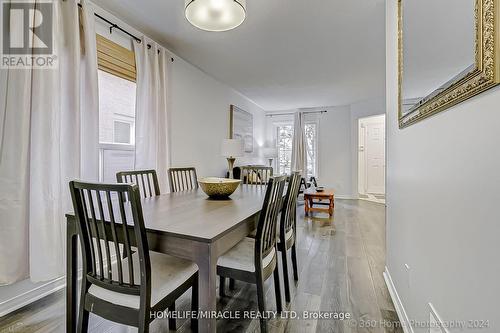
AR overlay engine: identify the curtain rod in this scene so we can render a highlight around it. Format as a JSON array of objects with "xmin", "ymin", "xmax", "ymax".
[
  {"xmin": 76, "ymin": 3, "xmax": 174, "ymax": 62},
  {"xmin": 265, "ymin": 110, "xmax": 327, "ymax": 117}
]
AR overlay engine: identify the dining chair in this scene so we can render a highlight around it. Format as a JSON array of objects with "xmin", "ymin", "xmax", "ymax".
[
  {"xmin": 297, "ymin": 177, "xmax": 311, "ymax": 196},
  {"xmin": 277, "ymin": 171, "xmax": 302, "ymax": 302},
  {"xmin": 168, "ymin": 167, "xmax": 198, "ymax": 192},
  {"xmin": 116, "ymin": 170, "xmax": 160, "ymax": 198},
  {"xmin": 309, "ymin": 176, "xmax": 318, "ymax": 188},
  {"xmin": 69, "ymin": 181, "xmax": 198, "ymax": 333},
  {"xmin": 240, "ymin": 166, "xmax": 273, "ymax": 185},
  {"xmin": 217, "ymin": 175, "xmax": 287, "ymax": 333}
]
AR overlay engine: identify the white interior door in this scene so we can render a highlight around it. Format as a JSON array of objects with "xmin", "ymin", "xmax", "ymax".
[{"xmin": 365, "ymin": 117, "xmax": 385, "ymax": 194}]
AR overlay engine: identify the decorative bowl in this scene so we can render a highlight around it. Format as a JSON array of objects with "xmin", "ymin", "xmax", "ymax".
[{"xmin": 198, "ymin": 177, "xmax": 242, "ymax": 199}]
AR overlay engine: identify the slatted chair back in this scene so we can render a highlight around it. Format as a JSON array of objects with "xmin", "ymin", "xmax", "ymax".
[
  {"xmin": 168, "ymin": 167, "xmax": 198, "ymax": 192},
  {"xmin": 254, "ymin": 175, "xmax": 287, "ymax": 270},
  {"xmin": 280, "ymin": 172, "xmax": 302, "ymax": 245},
  {"xmin": 298, "ymin": 177, "xmax": 310, "ymax": 196},
  {"xmin": 309, "ymin": 176, "xmax": 318, "ymax": 188},
  {"xmin": 240, "ymin": 166, "xmax": 273, "ymax": 185},
  {"xmin": 69, "ymin": 181, "xmax": 151, "ymax": 308},
  {"xmin": 116, "ymin": 170, "xmax": 160, "ymax": 198}
]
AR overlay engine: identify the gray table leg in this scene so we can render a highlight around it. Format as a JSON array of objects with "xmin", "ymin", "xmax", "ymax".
[
  {"xmin": 66, "ymin": 226, "xmax": 78, "ymax": 333},
  {"xmin": 196, "ymin": 243, "xmax": 218, "ymax": 333}
]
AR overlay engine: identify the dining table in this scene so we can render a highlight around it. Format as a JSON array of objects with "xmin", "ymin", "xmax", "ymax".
[{"xmin": 65, "ymin": 184, "xmax": 269, "ymax": 333}]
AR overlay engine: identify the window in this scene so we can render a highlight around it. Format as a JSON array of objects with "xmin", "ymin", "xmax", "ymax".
[
  {"xmin": 277, "ymin": 125, "xmax": 294, "ymax": 175},
  {"xmin": 276, "ymin": 122, "xmax": 318, "ymax": 177},
  {"xmin": 98, "ymin": 70, "xmax": 136, "ymax": 145},
  {"xmin": 305, "ymin": 122, "xmax": 318, "ymax": 178},
  {"xmin": 113, "ymin": 121, "xmax": 133, "ymax": 144},
  {"xmin": 97, "ymin": 34, "xmax": 137, "ymax": 182}
]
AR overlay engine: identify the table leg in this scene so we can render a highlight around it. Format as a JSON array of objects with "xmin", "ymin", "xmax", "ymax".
[
  {"xmin": 196, "ymin": 244, "xmax": 218, "ymax": 333},
  {"xmin": 304, "ymin": 196, "xmax": 309, "ymax": 216},
  {"xmin": 66, "ymin": 228, "xmax": 78, "ymax": 333},
  {"xmin": 329, "ymin": 196, "xmax": 334, "ymax": 216}
]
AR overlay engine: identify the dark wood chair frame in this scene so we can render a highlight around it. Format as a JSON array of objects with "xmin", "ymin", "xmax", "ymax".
[
  {"xmin": 309, "ymin": 176, "xmax": 318, "ymax": 188},
  {"xmin": 277, "ymin": 172, "xmax": 302, "ymax": 302},
  {"xmin": 116, "ymin": 170, "xmax": 160, "ymax": 260},
  {"xmin": 116, "ymin": 170, "xmax": 160, "ymax": 198},
  {"xmin": 239, "ymin": 166, "xmax": 273, "ymax": 185},
  {"xmin": 69, "ymin": 181, "xmax": 198, "ymax": 333},
  {"xmin": 217, "ymin": 175, "xmax": 287, "ymax": 333},
  {"xmin": 304, "ymin": 176, "xmax": 331, "ymax": 208},
  {"xmin": 298, "ymin": 177, "xmax": 310, "ymax": 196},
  {"xmin": 168, "ymin": 167, "xmax": 198, "ymax": 192}
]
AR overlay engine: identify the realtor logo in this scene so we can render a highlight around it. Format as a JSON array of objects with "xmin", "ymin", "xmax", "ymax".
[{"xmin": 1, "ymin": 0, "xmax": 56, "ymax": 68}]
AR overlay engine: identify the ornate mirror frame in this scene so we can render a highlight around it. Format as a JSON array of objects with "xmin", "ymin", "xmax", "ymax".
[{"xmin": 398, "ymin": 0, "xmax": 500, "ymax": 128}]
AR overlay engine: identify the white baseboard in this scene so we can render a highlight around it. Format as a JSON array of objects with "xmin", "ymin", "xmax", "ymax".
[
  {"xmin": 0, "ymin": 249, "xmax": 116, "ymax": 318},
  {"xmin": 0, "ymin": 276, "xmax": 66, "ymax": 317},
  {"xmin": 335, "ymin": 195, "xmax": 356, "ymax": 200},
  {"xmin": 383, "ymin": 267, "xmax": 414, "ymax": 333},
  {"xmin": 358, "ymin": 197, "xmax": 386, "ymax": 205},
  {"xmin": 0, "ymin": 252, "xmax": 116, "ymax": 317}
]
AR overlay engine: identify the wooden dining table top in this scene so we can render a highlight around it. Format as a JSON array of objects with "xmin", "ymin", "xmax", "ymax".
[
  {"xmin": 66, "ymin": 184, "xmax": 268, "ymax": 243},
  {"xmin": 303, "ymin": 187, "xmax": 335, "ymax": 197}
]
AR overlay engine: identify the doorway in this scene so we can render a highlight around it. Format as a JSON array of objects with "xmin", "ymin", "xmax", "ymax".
[{"xmin": 358, "ymin": 114, "xmax": 386, "ymax": 203}]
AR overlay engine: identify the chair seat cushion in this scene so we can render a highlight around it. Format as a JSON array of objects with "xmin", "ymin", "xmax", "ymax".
[
  {"xmin": 88, "ymin": 251, "xmax": 197, "ymax": 309},
  {"xmin": 217, "ymin": 237, "xmax": 275, "ymax": 273}
]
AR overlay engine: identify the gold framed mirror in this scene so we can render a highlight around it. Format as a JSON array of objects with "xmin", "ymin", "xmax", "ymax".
[{"xmin": 398, "ymin": 0, "xmax": 500, "ymax": 128}]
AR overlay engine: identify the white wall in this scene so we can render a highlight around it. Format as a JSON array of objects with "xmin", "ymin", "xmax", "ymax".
[
  {"xmin": 317, "ymin": 106, "xmax": 353, "ymax": 198},
  {"xmin": 168, "ymin": 57, "xmax": 265, "ymax": 177},
  {"xmin": 265, "ymin": 106, "xmax": 354, "ymax": 198},
  {"xmin": 386, "ymin": 1, "xmax": 500, "ymax": 332},
  {"xmin": 93, "ymin": 3, "xmax": 266, "ymax": 179}
]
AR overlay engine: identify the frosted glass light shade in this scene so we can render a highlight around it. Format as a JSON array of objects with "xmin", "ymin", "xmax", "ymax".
[
  {"xmin": 185, "ymin": 0, "xmax": 246, "ymax": 32},
  {"xmin": 221, "ymin": 139, "xmax": 244, "ymax": 158}
]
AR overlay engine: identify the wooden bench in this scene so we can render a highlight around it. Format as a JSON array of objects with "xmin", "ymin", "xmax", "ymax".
[{"xmin": 304, "ymin": 188, "xmax": 335, "ymax": 216}]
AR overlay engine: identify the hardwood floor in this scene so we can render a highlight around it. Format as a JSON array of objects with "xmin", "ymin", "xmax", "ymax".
[{"xmin": 0, "ymin": 199, "xmax": 401, "ymax": 333}]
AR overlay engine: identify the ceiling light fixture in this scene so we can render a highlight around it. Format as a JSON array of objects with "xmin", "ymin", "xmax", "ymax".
[{"xmin": 185, "ymin": 0, "xmax": 246, "ymax": 32}]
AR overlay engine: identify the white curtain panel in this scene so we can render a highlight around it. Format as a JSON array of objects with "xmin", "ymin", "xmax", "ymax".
[
  {"xmin": 291, "ymin": 111, "xmax": 307, "ymax": 178},
  {"xmin": 0, "ymin": 0, "xmax": 99, "ymax": 284},
  {"xmin": 134, "ymin": 38, "xmax": 170, "ymax": 191},
  {"xmin": 0, "ymin": 50, "xmax": 31, "ymax": 284}
]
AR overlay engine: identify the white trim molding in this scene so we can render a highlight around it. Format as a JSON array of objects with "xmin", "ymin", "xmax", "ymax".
[
  {"xmin": 0, "ymin": 276, "xmax": 65, "ymax": 317},
  {"xmin": 334, "ymin": 195, "xmax": 357, "ymax": 200},
  {"xmin": 383, "ymin": 267, "xmax": 414, "ymax": 333},
  {"xmin": 0, "ymin": 252, "xmax": 117, "ymax": 317}
]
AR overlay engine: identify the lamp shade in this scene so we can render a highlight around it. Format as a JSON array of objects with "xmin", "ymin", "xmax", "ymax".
[
  {"xmin": 263, "ymin": 147, "xmax": 278, "ymax": 158},
  {"xmin": 185, "ymin": 0, "xmax": 246, "ymax": 32},
  {"xmin": 221, "ymin": 139, "xmax": 244, "ymax": 158}
]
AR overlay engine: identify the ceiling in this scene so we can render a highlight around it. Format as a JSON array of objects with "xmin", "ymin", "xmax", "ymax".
[{"xmin": 92, "ymin": 0, "xmax": 386, "ymax": 111}]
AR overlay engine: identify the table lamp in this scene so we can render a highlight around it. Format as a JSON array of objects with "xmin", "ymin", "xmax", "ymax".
[
  {"xmin": 221, "ymin": 139, "xmax": 244, "ymax": 178},
  {"xmin": 263, "ymin": 147, "xmax": 278, "ymax": 167}
]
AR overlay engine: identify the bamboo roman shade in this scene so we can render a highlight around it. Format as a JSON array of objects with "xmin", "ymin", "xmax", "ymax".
[{"xmin": 96, "ymin": 34, "xmax": 136, "ymax": 82}]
